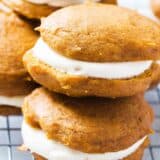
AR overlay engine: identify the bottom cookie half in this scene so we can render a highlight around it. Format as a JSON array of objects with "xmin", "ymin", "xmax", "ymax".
[
  {"xmin": 0, "ymin": 105, "xmax": 21, "ymax": 115},
  {"xmin": 32, "ymin": 139, "xmax": 149, "ymax": 160}
]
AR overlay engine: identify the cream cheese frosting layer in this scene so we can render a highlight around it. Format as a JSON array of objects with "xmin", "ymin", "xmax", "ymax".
[
  {"xmin": 32, "ymin": 38, "xmax": 153, "ymax": 79},
  {"xmin": 0, "ymin": 95, "xmax": 25, "ymax": 107},
  {"xmin": 22, "ymin": 121, "xmax": 147, "ymax": 160},
  {"xmin": 25, "ymin": 0, "xmax": 100, "ymax": 7}
]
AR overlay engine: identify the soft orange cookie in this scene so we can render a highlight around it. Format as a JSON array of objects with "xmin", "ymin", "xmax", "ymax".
[
  {"xmin": 0, "ymin": 3, "xmax": 38, "ymax": 115},
  {"xmin": 2, "ymin": 0, "xmax": 116, "ymax": 19},
  {"xmin": 151, "ymin": 0, "xmax": 160, "ymax": 18},
  {"xmin": 24, "ymin": 3, "xmax": 160, "ymax": 98},
  {"xmin": 22, "ymin": 87, "xmax": 153, "ymax": 160}
]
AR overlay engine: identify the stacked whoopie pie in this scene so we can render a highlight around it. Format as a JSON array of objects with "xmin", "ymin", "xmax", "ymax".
[
  {"xmin": 0, "ymin": 3, "xmax": 38, "ymax": 115},
  {"xmin": 0, "ymin": 0, "xmax": 116, "ymax": 115},
  {"xmin": 0, "ymin": 0, "xmax": 117, "ymax": 116},
  {"xmin": 21, "ymin": 2, "xmax": 160, "ymax": 160}
]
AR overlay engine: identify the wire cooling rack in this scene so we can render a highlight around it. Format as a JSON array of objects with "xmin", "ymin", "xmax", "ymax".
[{"xmin": 0, "ymin": 88, "xmax": 160, "ymax": 160}]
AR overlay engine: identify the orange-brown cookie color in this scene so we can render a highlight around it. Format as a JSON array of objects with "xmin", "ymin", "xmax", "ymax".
[
  {"xmin": 39, "ymin": 3, "xmax": 160, "ymax": 62},
  {"xmin": 23, "ymin": 52, "xmax": 159, "ymax": 97},
  {"xmin": 101, "ymin": 0, "xmax": 117, "ymax": 4},
  {"xmin": 0, "ymin": 105, "xmax": 21, "ymax": 115},
  {"xmin": 2, "ymin": 0, "xmax": 116, "ymax": 20},
  {"xmin": 151, "ymin": 0, "xmax": 160, "ymax": 19},
  {"xmin": 23, "ymin": 87, "xmax": 153, "ymax": 153},
  {"xmin": 0, "ymin": 7, "xmax": 38, "ymax": 96},
  {"xmin": 150, "ymin": 64, "xmax": 160, "ymax": 89},
  {"xmin": 2, "ymin": 0, "xmax": 58, "ymax": 19}
]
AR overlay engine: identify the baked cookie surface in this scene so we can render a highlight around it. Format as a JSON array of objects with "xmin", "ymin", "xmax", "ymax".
[
  {"xmin": 2, "ymin": 0, "xmax": 116, "ymax": 19},
  {"xmin": 22, "ymin": 87, "xmax": 153, "ymax": 153},
  {"xmin": 0, "ymin": 105, "xmax": 21, "ymax": 115},
  {"xmin": 151, "ymin": 0, "xmax": 160, "ymax": 18},
  {"xmin": 2, "ymin": 0, "xmax": 57, "ymax": 19},
  {"xmin": 0, "ymin": 6, "xmax": 38, "ymax": 96},
  {"xmin": 0, "ymin": 4, "xmax": 38, "ymax": 114},
  {"xmin": 150, "ymin": 63, "xmax": 160, "ymax": 88},
  {"xmin": 23, "ymin": 3, "xmax": 160, "ymax": 97},
  {"xmin": 39, "ymin": 3, "xmax": 160, "ymax": 62}
]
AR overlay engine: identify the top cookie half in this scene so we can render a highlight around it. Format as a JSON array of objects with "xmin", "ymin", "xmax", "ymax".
[{"xmin": 39, "ymin": 3, "xmax": 160, "ymax": 62}]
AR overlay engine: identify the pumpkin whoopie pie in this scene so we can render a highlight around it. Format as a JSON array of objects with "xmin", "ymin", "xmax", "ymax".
[
  {"xmin": 23, "ymin": 3, "xmax": 160, "ymax": 98},
  {"xmin": 22, "ymin": 87, "xmax": 153, "ymax": 160},
  {"xmin": 0, "ymin": 3, "xmax": 38, "ymax": 115},
  {"xmin": 2, "ymin": 0, "xmax": 117, "ymax": 19}
]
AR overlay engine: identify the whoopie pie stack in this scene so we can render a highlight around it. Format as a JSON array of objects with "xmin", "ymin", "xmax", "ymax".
[
  {"xmin": 0, "ymin": 0, "xmax": 116, "ymax": 115},
  {"xmin": 0, "ymin": 3, "xmax": 38, "ymax": 115},
  {"xmin": 21, "ymin": 2, "xmax": 160, "ymax": 160}
]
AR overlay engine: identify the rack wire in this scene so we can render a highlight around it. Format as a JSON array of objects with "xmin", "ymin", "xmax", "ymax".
[{"xmin": 0, "ymin": 88, "xmax": 160, "ymax": 160}]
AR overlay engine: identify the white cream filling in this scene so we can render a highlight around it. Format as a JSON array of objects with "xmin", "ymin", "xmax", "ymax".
[
  {"xmin": 0, "ymin": 95, "xmax": 25, "ymax": 107},
  {"xmin": 22, "ymin": 121, "xmax": 147, "ymax": 160},
  {"xmin": 32, "ymin": 38, "xmax": 152, "ymax": 79},
  {"xmin": 25, "ymin": 0, "xmax": 100, "ymax": 7}
]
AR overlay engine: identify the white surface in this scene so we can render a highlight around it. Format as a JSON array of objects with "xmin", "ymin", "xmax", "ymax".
[
  {"xmin": 22, "ymin": 121, "xmax": 147, "ymax": 160},
  {"xmin": 0, "ymin": 95, "xmax": 25, "ymax": 107},
  {"xmin": 32, "ymin": 38, "xmax": 153, "ymax": 79}
]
